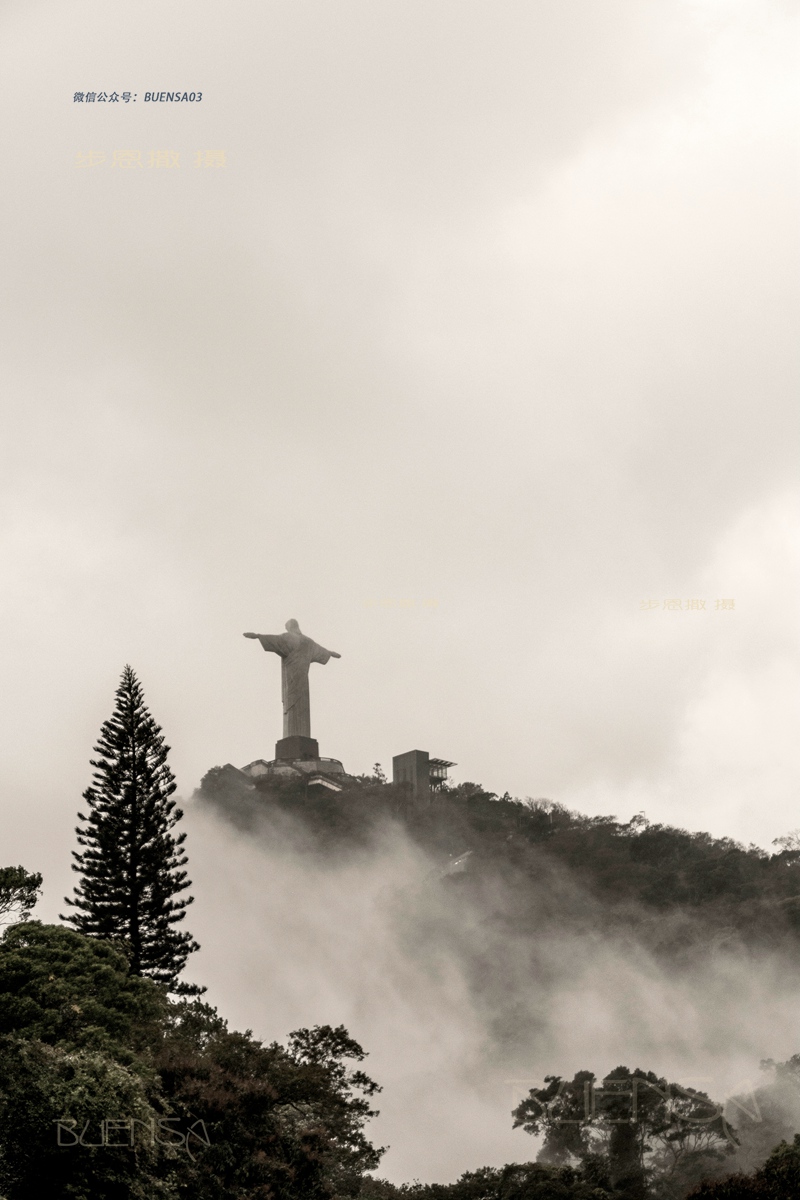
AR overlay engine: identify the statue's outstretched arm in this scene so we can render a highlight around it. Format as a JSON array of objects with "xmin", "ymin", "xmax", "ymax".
[
  {"xmin": 311, "ymin": 643, "xmax": 341, "ymax": 663},
  {"xmin": 243, "ymin": 632, "xmax": 287, "ymax": 655}
]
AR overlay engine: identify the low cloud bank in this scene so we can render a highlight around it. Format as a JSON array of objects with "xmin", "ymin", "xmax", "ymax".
[{"xmin": 181, "ymin": 794, "xmax": 800, "ymax": 1184}]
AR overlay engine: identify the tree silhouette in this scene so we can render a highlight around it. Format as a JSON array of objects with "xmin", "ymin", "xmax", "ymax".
[{"xmin": 63, "ymin": 666, "xmax": 201, "ymax": 994}]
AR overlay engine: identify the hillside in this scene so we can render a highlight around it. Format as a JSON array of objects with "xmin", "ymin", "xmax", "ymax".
[{"xmin": 197, "ymin": 768, "xmax": 800, "ymax": 961}]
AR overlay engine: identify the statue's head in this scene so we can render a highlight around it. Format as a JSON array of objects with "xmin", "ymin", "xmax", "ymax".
[{"xmin": 285, "ymin": 619, "xmax": 301, "ymax": 633}]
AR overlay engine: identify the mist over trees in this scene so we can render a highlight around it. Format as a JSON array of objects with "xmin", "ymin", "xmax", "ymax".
[
  {"xmin": 358, "ymin": 1136, "xmax": 800, "ymax": 1199},
  {"xmin": 1, "ymin": 738, "xmax": 800, "ymax": 1195},
  {"xmin": 199, "ymin": 768, "xmax": 800, "ymax": 960},
  {"xmin": 192, "ymin": 769, "xmax": 800, "ymax": 1197}
]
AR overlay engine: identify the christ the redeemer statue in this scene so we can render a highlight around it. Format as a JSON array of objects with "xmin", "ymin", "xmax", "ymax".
[{"xmin": 244, "ymin": 619, "xmax": 340, "ymax": 745}]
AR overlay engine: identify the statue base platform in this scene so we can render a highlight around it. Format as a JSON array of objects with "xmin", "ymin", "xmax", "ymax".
[
  {"xmin": 275, "ymin": 735, "xmax": 318, "ymax": 761},
  {"xmin": 240, "ymin": 755, "xmax": 346, "ymax": 792}
]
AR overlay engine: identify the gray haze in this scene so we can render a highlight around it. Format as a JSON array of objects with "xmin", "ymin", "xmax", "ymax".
[
  {"xmin": 1, "ymin": 0, "xmax": 798, "ymax": 1181},
  {"xmin": 1, "ymin": 0, "xmax": 798, "ymax": 852},
  {"xmin": 180, "ymin": 801, "xmax": 800, "ymax": 1183}
]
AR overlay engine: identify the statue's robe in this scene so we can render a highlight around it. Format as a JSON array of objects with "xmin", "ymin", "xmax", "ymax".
[{"xmin": 256, "ymin": 630, "xmax": 337, "ymax": 738}]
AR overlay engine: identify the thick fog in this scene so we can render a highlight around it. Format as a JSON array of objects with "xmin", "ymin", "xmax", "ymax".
[
  {"xmin": 175, "ymin": 800, "xmax": 800, "ymax": 1183},
  {"xmin": 1, "ymin": 0, "xmax": 798, "ymax": 1184}
]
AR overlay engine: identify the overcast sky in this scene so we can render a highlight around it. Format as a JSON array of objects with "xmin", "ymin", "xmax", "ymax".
[{"xmin": 1, "ymin": 0, "xmax": 798, "ymax": 912}]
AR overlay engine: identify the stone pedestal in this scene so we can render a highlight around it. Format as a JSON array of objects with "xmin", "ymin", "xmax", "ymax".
[{"xmin": 275, "ymin": 735, "xmax": 319, "ymax": 761}]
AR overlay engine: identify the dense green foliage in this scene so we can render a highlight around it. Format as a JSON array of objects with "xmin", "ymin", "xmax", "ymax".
[
  {"xmin": 0, "ymin": 1035, "xmax": 173, "ymax": 1200},
  {"xmin": 0, "ymin": 921, "xmax": 175, "ymax": 1199},
  {"xmin": 64, "ymin": 665, "xmax": 200, "ymax": 993},
  {"xmin": 157, "ymin": 1008, "xmax": 382, "ymax": 1199},
  {"xmin": 361, "ymin": 1160, "xmax": 615, "ymax": 1198},
  {"xmin": 0, "ymin": 921, "xmax": 384, "ymax": 1200},
  {"xmin": 0, "ymin": 921, "xmax": 166, "ymax": 1058}
]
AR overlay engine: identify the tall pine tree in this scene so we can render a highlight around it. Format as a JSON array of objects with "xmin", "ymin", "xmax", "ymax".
[{"xmin": 63, "ymin": 665, "xmax": 202, "ymax": 994}]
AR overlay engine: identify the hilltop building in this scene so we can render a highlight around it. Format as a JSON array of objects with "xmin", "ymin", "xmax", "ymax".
[{"xmin": 393, "ymin": 749, "xmax": 455, "ymax": 804}]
